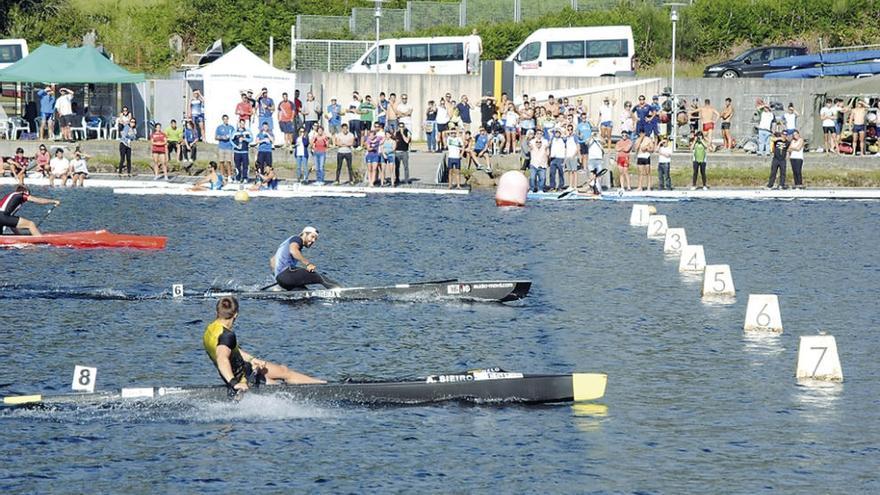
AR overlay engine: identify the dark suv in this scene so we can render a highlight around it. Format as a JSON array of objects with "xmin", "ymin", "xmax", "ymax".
[{"xmin": 703, "ymin": 46, "xmax": 808, "ymax": 78}]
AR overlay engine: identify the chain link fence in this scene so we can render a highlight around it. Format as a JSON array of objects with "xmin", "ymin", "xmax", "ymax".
[
  {"xmin": 292, "ymin": 40, "xmax": 373, "ymax": 71},
  {"xmin": 350, "ymin": 8, "xmax": 408, "ymax": 38},
  {"xmin": 410, "ymin": 1, "xmax": 462, "ymax": 31}
]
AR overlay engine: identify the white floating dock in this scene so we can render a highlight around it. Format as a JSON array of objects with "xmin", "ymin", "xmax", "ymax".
[{"xmin": 113, "ymin": 188, "xmax": 366, "ymax": 198}]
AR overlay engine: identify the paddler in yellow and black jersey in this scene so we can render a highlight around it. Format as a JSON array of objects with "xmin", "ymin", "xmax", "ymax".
[{"xmin": 203, "ymin": 296, "xmax": 325, "ymax": 395}]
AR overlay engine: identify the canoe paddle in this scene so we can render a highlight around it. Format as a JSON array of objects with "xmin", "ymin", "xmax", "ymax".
[
  {"xmin": 558, "ymin": 169, "xmax": 608, "ymax": 199},
  {"xmin": 35, "ymin": 204, "xmax": 57, "ymax": 229}
]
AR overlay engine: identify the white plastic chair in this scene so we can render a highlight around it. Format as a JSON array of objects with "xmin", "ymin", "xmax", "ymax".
[
  {"xmin": 85, "ymin": 117, "xmax": 104, "ymax": 139},
  {"xmin": 9, "ymin": 117, "xmax": 31, "ymax": 139},
  {"xmin": 70, "ymin": 117, "xmax": 87, "ymax": 140}
]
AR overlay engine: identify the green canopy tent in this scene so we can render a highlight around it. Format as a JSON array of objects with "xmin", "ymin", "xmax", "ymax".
[{"xmin": 0, "ymin": 44, "xmax": 144, "ymax": 83}]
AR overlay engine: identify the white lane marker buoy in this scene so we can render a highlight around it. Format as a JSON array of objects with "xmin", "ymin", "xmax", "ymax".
[
  {"xmin": 629, "ymin": 204, "xmax": 657, "ymax": 226},
  {"xmin": 72, "ymin": 365, "xmax": 97, "ymax": 393},
  {"xmin": 678, "ymin": 245, "xmax": 706, "ymax": 272},
  {"xmin": 701, "ymin": 264, "xmax": 735, "ymax": 298},
  {"xmin": 663, "ymin": 228, "xmax": 687, "ymax": 254},
  {"xmin": 744, "ymin": 294, "xmax": 783, "ymax": 333},
  {"xmin": 172, "ymin": 284, "xmax": 184, "ymax": 298},
  {"xmin": 646, "ymin": 215, "xmax": 668, "ymax": 239},
  {"xmin": 796, "ymin": 334, "xmax": 843, "ymax": 382}
]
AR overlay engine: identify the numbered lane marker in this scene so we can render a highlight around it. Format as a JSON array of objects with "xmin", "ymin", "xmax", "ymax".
[
  {"xmin": 744, "ymin": 294, "xmax": 783, "ymax": 333},
  {"xmin": 796, "ymin": 334, "xmax": 843, "ymax": 382},
  {"xmin": 629, "ymin": 204, "xmax": 657, "ymax": 226},
  {"xmin": 679, "ymin": 245, "xmax": 706, "ymax": 273},
  {"xmin": 172, "ymin": 284, "xmax": 184, "ymax": 298},
  {"xmin": 72, "ymin": 365, "xmax": 97, "ymax": 393},
  {"xmin": 701, "ymin": 264, "xmax": 735, "ymax": 298},
  {"xmin": 646, "ymin": 215, "xmax": 668, "ymax": 239},
  {"xmin": 663, "ymin": 228, "xmax": 688, "ymax": 254}
]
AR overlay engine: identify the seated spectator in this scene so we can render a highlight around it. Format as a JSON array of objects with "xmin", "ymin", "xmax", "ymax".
[
  {"xmin": 470, "ymin": 127, "xmax": 491, "ymax": 171},
  {"xmin": 3, "ymin": 147, "xmax": 30, "ymax": 185},
  {"xmin": 48, "ymin": 148, "xmax": 71, "ymax": 187},
  {"xmin": 70, "ymin": 150, "xmax": 89, "ymax": 187},
  {"xmin": 34, "ymin": 144, "xmax": 51, "ymax": 177}
]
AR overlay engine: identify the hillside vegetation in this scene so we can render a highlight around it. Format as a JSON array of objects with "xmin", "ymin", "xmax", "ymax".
[{"xmin": 2, "ymin": 0, "xmax": 878, "ymax": 74}]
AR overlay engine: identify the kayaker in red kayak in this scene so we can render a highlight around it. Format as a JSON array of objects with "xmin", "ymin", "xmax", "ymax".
[{"xmin": 0, "ymin": 185, "xmax": 60, "ymax": 236}]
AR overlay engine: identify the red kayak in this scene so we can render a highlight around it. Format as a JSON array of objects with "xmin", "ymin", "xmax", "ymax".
[{"xmin": 0, "ymin": 230, "xmax": 167, "ymax": 249}]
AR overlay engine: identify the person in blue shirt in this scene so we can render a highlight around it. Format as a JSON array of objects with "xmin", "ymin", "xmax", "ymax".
[
  {"xmin": 257, "ymin": 88, "xmax": 275, "ymax": 131},
  {"xmin": 632, "ymin": 95, "xmax": 653, "ymax": 138},
  {"xmin": 215, "ymin": 115, "xmax": 237, "ymax": 181},
  {"xmin": 255, "ymin": 121, "xmax": 274, "ymax": 175},
  {"xmin": 470, "ymin": 127, "xmax": 490, "ymax": 170},
  {"xmin": 325, "ymin": 98, "xmax": 342, "ymax": 136},
  {"xmin": 231, "ymin": 119, "xmax": 253, "ymax": 183},
  {"xmin": 36, "ymin": 86, "xmax": 56, "ymax": 140},
  {"xmin": 575, "ymin": 114, "xmax": 593, "ymax": 168},
  {"xmin": 376, "ymin": 92, "xmax": 388, "ymax": 129},
  {"xmin": 649, "ymin": 95, "xmax": 662, "ymax": 140},
  {"xmin": 181, "ymin": 120, "xmax": 199, "ymax": 171}
]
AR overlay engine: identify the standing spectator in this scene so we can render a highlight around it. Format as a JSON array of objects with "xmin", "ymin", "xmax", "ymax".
[
  {"xmin": 231, "ymin": 119, "xmax": 252, "ymax": 183},
  {"xmin": 334, "ymin": 123, "xmax": 355, "ymax": 184},
  {"xmin": 456, "ymin": 95, "xmax": 473, "ymax": 134},
  {"xmin": 364, "ymin": 128, "xmax": 382, "ymax": 187},
  {"xmin": 150, "ymin": 122, "xmax": 169, "ymax": 180},
  {"xmin": 586, "ymin": 134, "xmax": 605, "ymax": 195},
  {"xmin": 215, "ymin": 114, "xmax": 236, "ymax": 180},
  {"xmin": 294, "ymin": 128, "xmax": 309, "ymax": 182},
  {"xmin": 310, "ymin": 126, "xmax": 329, "ymax": 185},
  {"xmin": 657, "ymin": 136, "xmax": 672, "ymax": 190},
  {"xmin": 849, "ymin": 99, "xmax": 868, "ymax": 155},
  {"xmin": 381, "ymin": 130, "xmax": 396, "ymax": 186},
  {"xmin": 358, "ymin": 95, "xmax": 375, "ymax": 144},
  {"xmin": 548, "ymin": 128, "xmax": 566, "ymax": 191},
  {"xmin": 833, "ymin": 98, "xmax": 846, "ymax": 138},
  {"xmin": 325, "ymin": 97, "xmax": 342, "ymax": 137},
  {"xmin": 446, "ymin": 128, "xmax": 464, "ymax": 189},
  {"xmin": 188, "ymin": 89, "xmax": 206, "ymax": 140},
  {"xmin": 767, "ymin": 131, "xmax": 788, "ymax": 189},
  {"xmin": 466, "ymin": 29, "xmax": 482, "ymax": 74},
  {"xmin": 720, "ymin": 98, "xmax": 734, "ymax": 150},
  {"xmin": 503, "ymin": 102, "xmax": 519, "ymax": 154},
  {"xmin": 182, "ymin": 120, "xmax": 198, "ymax": 170},
  {"xmin": 690, "ymin": 131, "xmax": 708, "ymax": 190},
  {"xmin": 278, "ymin": 92, "xmax": 295, "ymax": 149},
  {"xmin": 471, "ymin": 127, "xmax": 490, "ymax": 170},
  {"xmin": 619, "ymin": 101, "xmax": 634, "ymax": 142},
  {"xmin": 55, "ymin": 88, "xmax": 75, "ymax": 142},
  {"xmin": 256, "ymin": 88, "xmax": 274, "ymax": 131},
  {"xmin": 756, "ymin": 102, "xmax": 774, "ymax": 157},
  {"xmin": 385, "ymin": 93, "xmax": 399, "ymax": 133},
  {"xmin": 293, "ymin": 89, "xmax": 303, "ymax": 130},
  {"xmin": 303, "ymin": 92, "xmax": 319, "ymax": 134},
  {"xmin": 519, "ymin": 100, "xmax": 535, "ymax": 141},
  {"xmin": 48, "ymin": 148, "xmax": 71, "ymax": 187},
  {"xmin": 164, "ymin": 119, "xmax": 183, "ymax": 169},
  {"xmin": 632, "ymin": 95, "xmax": 652, "ymax": 138},
  {"xmin": 118, "ymin": 118, "xmax": 137, "ymax": 177},
  {"xmin": 648, "ymin": 95, "xmax": 662, "ymax": 140},
  {"xmin": 789, "ymin": 130, "xmax": 805, "ymax": 188},
  {"xmin": 520, "ymin": 129, "xmax": 533, "ymax": 171},
  {"xmin": 348, "ymin": 92, "xmax": 362, "ymax": 148},
  {"xmin": 819, "ymin": 99, "xmax": 838, "ymax": 154},
  {"xmin": 528, "ymin": 131, "xmax": 549, "ymax": 193},
  {"xmin": 397, "ymin": 94, "xmax": 413, "ymax": 130},
  {"xmin": 424, "ymin": 101, "xmax": 438, "ymax": 152},
  {"xmin": 70, "ymin": 150, "xmax": 89, "ymax": 187},
  {"xmin": 563, "ymin": 126, "xmax": 579, "ymax": 191},
  {"xmin": 783, "ymin": 103, "xmax": 799, "ymax": 138},
  {"xmin": 479, "ymin": 95, "xmax": 496, "ymax": 131},
  {"xmin": 36, "ymin": 85, "xmax": 55, "ymax": 140},
  {"xmin": 615, "ymin": 133, "xmax": 632, "ymax": 191},
  {"xmin": 575, "ymin": 112, "xmax": 592, "ymax": 169},
  {"xmin": 394, "ymin": 122, "xmax": 411, "ymax": 185},
  {"xmin": 376, "ymin": 92, "xmax": 388, "ymax": 129},
  {"xmin": 598, "ymin": 97, "xmax": 615, "ymax": 149},
  {"xmin": 435, "ymin": 96, "xmax": 451, "ymax": 151},
  {"xmin": 635, "ymin": 134, "xmax": 654, "ymax": 190},
  {"xmin": 235, "ymin": 93, "xmax": 253, "ymax": 131},
  {"xmin": 698, "ymin": 99, "xmax": 720, "ymax": 151},
  {"xmin": 116, "ymin": 106, "xmax": 133, "ymax": 135},
  {"xmin": 255, "ymin": 121, "xmax": 274, "ymax": 176}
]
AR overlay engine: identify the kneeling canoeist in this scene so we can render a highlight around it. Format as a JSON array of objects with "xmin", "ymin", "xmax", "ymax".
[
  {"xmin": 269, "ymin": 226, "xmax": 341, "ymax": 290},
  {"xmin": 0, "ymin": 185, "xmax": 60, "ymax": 236},
  {"xmin": 204, "ymin": 296, "xmax": 325, "ymax": 395}
]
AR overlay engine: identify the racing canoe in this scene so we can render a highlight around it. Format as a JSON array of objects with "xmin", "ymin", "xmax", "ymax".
[
  {"xmin": 0, "ymin": 230, "xmax": 167, "ymax": 249},
  {"xmin": 2, "ymin": 369, "xmax": 607, "ymax": 407}
]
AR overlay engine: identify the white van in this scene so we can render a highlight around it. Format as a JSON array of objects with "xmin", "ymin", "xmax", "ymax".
[
  {"xmin": 506, "ymin": 26, "xmax": 635, "ymax": 77},
  {"xmin": 345, "ymin": 35, "xmax": 479, "ymax": 75},
  {"xmin": 0, "ymin": 39, "xmax": 29, "ymax": 70}
]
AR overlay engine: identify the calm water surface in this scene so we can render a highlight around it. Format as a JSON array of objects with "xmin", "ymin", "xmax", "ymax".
[{"xmin": 1, "ymin": 188, "xmax": 878, "ymax": 494}]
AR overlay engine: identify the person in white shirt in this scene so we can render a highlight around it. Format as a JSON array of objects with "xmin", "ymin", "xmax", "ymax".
[
  {"xmin": 586, "ymin": 134, "xmax": 606, "ymax": 194},
  {"xmin": 819, "ymin": 99, "xmax": 837, "ymax": 154},
  {"xmin": 788, "ymin": 130, "xmax": 806, "ymax": 188},
  {"xmin": 599, "ymin": 97, "xmax": 616, "ymax": 149},
  {"xmin": 49, "ymin": 148, "xmax": 71, "ymax": 187},
  {"xmin": 656, "ymin": 136, "xmax": 673, "ymax": 190},
  {"xmin": 756, "ymin": 102, "xmax": 775, "ymax": 157},
  {"xmin": 396, "ymin": 93, "xmax": 413, "ymax": 129},
  {"xmin": 619, "ymin": 102, "xmax": 634, "ymax": 142},
  {"xmin": 529, "ymin": 133, "xmax": 549, "ymax": 193},
  {"xmin": 70, "ymin": 150, "xmax": 90, "ymax": 187},
  {"xmin": 783, "ymin": 103, "xmax": 798, "ymax": 137},
  {"xmin": 54, "ymin": 88, "xmax": 75, "ymax": 142},
  {"xmin": 548, "ymin": 128, "xmax": 567, "ymax": 191},
  {"xmin": 446, "ymin": 128, "xmax": 464, "ymax": 189},
  {"xmin": 563, "ymin": 126, "xmax": 580, "ymax": 191},
  {"xmin": 466, "ymin": 29, "xmax": 482, "ymax": 74},
  {"xmin": 435, "ymin": 98, "xmax": 450, "ymax": 151}
]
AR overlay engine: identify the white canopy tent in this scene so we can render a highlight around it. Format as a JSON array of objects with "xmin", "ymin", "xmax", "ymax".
[{"xmin": 186, "ymin": 44, "xmax": 295, "ymax": 145}]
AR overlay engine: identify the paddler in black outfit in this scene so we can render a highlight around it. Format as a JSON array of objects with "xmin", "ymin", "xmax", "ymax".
[
  {"xmin": 204, "ymin": 296, "xmax": 324, "ymax": 396},
  {"xmin": 269, "ymin": 226, "xmax": 341, "ymax": 290},
  {"xmin": 0, "ymin": 185, "xmax": 60, "ymax": 236}
]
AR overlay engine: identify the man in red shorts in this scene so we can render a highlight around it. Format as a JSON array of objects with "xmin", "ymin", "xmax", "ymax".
[{"xmin": 615, "ymin": 133, "xmax": 633, "ymax": 191}]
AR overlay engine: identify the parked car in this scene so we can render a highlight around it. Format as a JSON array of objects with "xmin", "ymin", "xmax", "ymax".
[{"xmin": 703, "ymin": 46, "xmax": 808, "ymax": 78}]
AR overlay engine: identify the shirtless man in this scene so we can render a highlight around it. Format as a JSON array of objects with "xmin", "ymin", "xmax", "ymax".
[
  {"xmin": 699, "ymin": 99, "xmax": 720, "ymax": 151},
  {"xmin": 849, "ymin": 99, "xmax": 868, "ymax": 156},
  {"xmin": 720, "ymin": 98, "xmax": 734, "ymax": 150}
]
